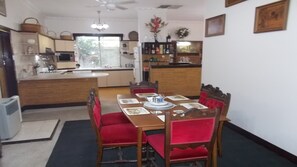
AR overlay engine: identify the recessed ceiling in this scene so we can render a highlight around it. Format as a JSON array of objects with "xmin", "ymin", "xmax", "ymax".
[{"xmin": 26, "ymin": 0, "xmax": 205, "ymax": 21}]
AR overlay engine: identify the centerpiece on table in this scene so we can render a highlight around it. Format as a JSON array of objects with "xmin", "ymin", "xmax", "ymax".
[{"xmin": 145, "ymin": 15, "xmax": 168, "ymax": 43}]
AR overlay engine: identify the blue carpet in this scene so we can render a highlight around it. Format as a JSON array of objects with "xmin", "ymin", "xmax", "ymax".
[{"xmin": 46, "ymin": 120, "xmax": 297, "ymax": 167}]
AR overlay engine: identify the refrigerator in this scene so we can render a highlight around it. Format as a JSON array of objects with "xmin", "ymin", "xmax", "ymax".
[{"xmin": 133, "ymin": 46, "xmax": 142, "ymax": 83}]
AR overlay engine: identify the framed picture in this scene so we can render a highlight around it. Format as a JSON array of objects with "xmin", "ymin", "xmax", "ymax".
[
  {"xmin": 225, "ymin": 0, "xmax": 246, "ymax": 7},
  {"xmin": 254, "ymin": 0, "xmax": 290, "ymax": 33},
  {"xmin": 205, "ymin": 14, "xmax": 226, "ymax": 37},
  {"xmin": 0, "ymin": 0, "xmax": 6, "ymax": 16}
]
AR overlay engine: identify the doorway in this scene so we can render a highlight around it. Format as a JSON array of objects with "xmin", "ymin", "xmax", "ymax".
[{"xmin": 0, "ymin": 29, "xmax": 18, "ymax": 97}]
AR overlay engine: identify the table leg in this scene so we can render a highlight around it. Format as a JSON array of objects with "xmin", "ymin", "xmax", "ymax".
[
  {"xmin": 137, "ymin": 127, "xmax": 143, "ymax": 167},
  {"xmin": 212, "ymin": 138, "xmax": 218, "ymax": 167}
]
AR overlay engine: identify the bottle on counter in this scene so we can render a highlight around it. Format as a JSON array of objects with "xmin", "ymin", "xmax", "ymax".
[
  {"xmin": 151, "ymin": 44, "xmax": 156, "ymax": 54},
  {"xmin": 166, "ymin": 34, "xmax": 171, "ymax": 43}
]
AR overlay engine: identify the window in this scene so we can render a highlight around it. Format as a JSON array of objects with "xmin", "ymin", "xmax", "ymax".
[{"xmin": 74, "ymin": 34, "xmax": 123, "ymax": 68}]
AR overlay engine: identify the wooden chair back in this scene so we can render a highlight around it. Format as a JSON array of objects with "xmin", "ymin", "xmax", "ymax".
[
  {"xmin": 199, "ymin": 84, "xmax": 216, "ymax": 105},
  {"xmin": 87, "ymin": 88, "xmax": 103, "ymax": 148},
  {"xmin": 206, "ymin": 87, "xmax": 231, "ymax": 118},
  {"xmin": 164, "ymin": 108, "xmax": 220, "ymax": 166},
  {"xmin": 129, "ymin": 81, "xmax": 158, "ymax": 94}
]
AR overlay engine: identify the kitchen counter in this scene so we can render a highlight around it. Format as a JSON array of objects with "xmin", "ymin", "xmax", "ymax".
[
  {"xmin": 151, "ymin": 63, "xmax": 201, "ymax": 68},
  {"xmin": 18, "ymin": 71, "xmax": 108, "ymax": 81},
  {"xmin": 150, "ymin": 65, "xmax": 201, "ymax": 97},
  {"xmin": 18, "ymin": 72, "xmax": 108, "ymax": 108},
  {"xmin": 72, "ymin": 67, "xmax": 134, "ymax": 71}
]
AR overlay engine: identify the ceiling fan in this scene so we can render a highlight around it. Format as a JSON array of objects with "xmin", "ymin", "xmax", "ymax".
[{"xmin": 95, "ymin": 0, "xmax": 136, "ymax": 11}]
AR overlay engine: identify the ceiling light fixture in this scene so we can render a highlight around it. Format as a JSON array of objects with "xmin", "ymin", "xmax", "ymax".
[{"xmin": 91, "ymin": 11, "xmax": 109, "ymax": 31}]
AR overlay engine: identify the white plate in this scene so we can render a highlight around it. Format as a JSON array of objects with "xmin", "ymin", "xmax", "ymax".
[
  {"xmin": 149, "ymin": 101, "xmax": 168, "ymax": 106},
  {"xmin": 143, "ymin": 102, "xmax": 175, "ymax": 110}
]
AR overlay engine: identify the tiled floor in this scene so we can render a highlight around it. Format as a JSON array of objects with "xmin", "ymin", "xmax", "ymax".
[{"xmin": 0, "ymin": 87, "xmax": 129, "ymax": 167}]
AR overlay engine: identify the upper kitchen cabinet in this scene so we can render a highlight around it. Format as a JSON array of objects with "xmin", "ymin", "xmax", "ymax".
[
  {"xmin": 38, "ymin": 34, "xmax": 55, "ymax": 53},
  {"xmin": 55, "ymin": 40, "xmax": 75, "ymax": 52},
  {"xmin": 120, "ymin": 41, "xmax": 137, "ymax": 55},
  {"xmin": 20, "ymin": 32, "xmax": 55, "ymax": 55},
  {"xmin": 176, "ymin": 41, "xmax": 203, "ymax": 65}
]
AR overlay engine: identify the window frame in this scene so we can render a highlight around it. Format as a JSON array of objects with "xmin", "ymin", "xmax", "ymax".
[{"xmin": 73, "ymin": 33, "xmax": 124, "ymax": 68}]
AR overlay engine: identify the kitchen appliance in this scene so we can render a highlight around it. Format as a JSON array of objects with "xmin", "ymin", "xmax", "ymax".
[
  {"xmin": 0, "ymin": 96, "xmax": 22, "ymax": 140},
  {"xmin": 133, "ymin": 46, "xmax": 142, "ymax": 82},
  {"xmin": 57, "ymin": 53, "xmax": 74, "ymax": 62}
]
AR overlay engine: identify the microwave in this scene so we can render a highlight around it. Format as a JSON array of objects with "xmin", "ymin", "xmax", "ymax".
[{"xmin": 57, "ymin": 53, "xmax": 74, "ymax": 61}]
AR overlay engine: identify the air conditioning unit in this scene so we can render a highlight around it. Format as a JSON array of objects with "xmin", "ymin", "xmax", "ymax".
[{"xmin": 0, "ymin": 96, "xmax": 22, "ymax": 140}]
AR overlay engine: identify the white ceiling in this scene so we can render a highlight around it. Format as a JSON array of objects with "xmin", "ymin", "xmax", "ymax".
[{"xmin": 27, "ymin": 0, "xmax": 205, "ymax": 21}]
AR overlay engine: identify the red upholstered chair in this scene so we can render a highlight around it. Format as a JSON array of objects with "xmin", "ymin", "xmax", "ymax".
[
  {"xmin": 198, "ymin": 84, "xmax": 216, "ymax": 105},
  {"xmin": 87, "ymin": 89, "xmax": 148, "ymax": 167},
  {"xmin": 89, "ymin": 88, "xmax": 130, "ymax": 126},
  {"xmin": 205, "ymin": 88, "xmax": 231, "ymax": 157},
  {"xmin": 147, "ymin": 108, "xmax": 220, "ymax": 167},
  {"xmin": 129, "ymin": 81, "xmax": 158, "ymax": 94}
]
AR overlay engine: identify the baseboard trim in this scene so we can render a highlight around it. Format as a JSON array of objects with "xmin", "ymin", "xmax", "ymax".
[
  {"xmin": 225, "ymin": 122, "xmax": 297, "ymax": 164},
  {"xmin": 21, "ymin": 102, "xmax": 85, "ymax": 111}
]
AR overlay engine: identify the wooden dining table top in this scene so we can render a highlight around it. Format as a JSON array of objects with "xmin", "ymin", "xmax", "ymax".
[
  {"xmin": 117, "ymin": 93, "xmax": 229, "ymax": 129},
  {"xmin": 117, "ymin": 93, "xmax": 200, "ymax": 131}
]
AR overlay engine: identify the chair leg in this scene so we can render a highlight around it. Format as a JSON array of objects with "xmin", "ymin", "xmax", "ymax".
[
  {"xmin": 217, "ymin": 122, "xmax": 224, "ymax": 157},
  {"xmin": 146, "ymin": 145, "xmax": 156, "ymax": 167},
  {"xmin": 97, "ymin": 147, "xmax": 103, "ymax": 167}
]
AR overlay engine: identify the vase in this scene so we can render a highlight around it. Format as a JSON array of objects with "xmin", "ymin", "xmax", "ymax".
[{"xmin": 154, "ymin": 33, "xmax": 158, "ymax": 43}]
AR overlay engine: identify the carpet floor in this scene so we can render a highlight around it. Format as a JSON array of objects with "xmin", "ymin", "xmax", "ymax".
[{"xmin": 46, "ymin": 120, "xmax": 297, "ymax": 167}]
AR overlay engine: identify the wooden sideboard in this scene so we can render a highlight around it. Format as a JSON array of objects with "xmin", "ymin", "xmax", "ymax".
[{"xmin": 149, "ymin": 64, "xmax": 201, "ymax": 97}]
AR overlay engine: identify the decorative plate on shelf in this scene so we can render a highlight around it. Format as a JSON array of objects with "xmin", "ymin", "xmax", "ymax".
[{"xmin": 128, "ymin": 31, "xmax": 138, "ymax": 40}]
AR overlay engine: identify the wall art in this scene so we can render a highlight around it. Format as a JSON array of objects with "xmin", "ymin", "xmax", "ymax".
[
  {"xmin": 254, "ymin": 0, "xmax": 290, "ymax": 33},
  {"xmin": 205, "ymin": 14, "xmax": 226, "ymax": 37}
]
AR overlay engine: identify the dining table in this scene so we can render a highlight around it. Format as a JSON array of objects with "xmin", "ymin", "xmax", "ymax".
[{"xmin": 117, "ymin": 93, "xmax": 220, "ymax": 167}]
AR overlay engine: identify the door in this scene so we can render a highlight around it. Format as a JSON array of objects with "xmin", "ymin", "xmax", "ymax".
[{"xmin": 0, "ymin": 30, "xmax": 18, "ymax": 97}]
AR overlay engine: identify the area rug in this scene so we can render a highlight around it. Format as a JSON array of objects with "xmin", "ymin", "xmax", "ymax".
[
  {"xmin": 2, "ymin": 119, "xmax": 59, "ymax": 144},
  {"xmin": 46, "ymin": 120, "xmax": 297, "ymax": 167}
]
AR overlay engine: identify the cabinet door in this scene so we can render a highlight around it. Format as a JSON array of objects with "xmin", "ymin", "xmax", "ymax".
[
  {"xmin": 55, "ymin": 40, "xmax": 74, "ymax": 52},
  {"xmin": 119, "ymin": 71, "xmax": 134, "ymax": 86},
  {"xmin": 106, "ymin": 71, "xmax": 121, "ymax": 87},
  {"xmin": 38, "ymin": 34, "xmax": 54, "ymax": 53},
  {"xmin": 128, "ymin": 41, "xmax": 137, "ymax": 54},
  {"xmin": 64, "ymin": 40, "xmax": 75, "ymax": 52},
  {"xmin": 20, "ymin": 32, "xmax": 39, "ymax": 55}
]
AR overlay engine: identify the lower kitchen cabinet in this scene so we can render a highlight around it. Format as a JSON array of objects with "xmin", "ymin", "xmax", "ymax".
[{"xmin": 96, "ymin": 70, "xmax": 134, "ymax": 87}]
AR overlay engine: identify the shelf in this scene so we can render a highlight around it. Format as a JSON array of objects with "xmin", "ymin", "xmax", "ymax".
[{"xmin": 176, "ymin": 53, "xmax": 200, "ymax": 55}]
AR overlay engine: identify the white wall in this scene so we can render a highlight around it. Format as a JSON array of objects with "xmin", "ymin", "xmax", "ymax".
[
  {"xmin": 44, "ymin": 16, "xmax": 203, "ymax": 41},
  {"xmin": 44, "ymin": 15, "xmax": 203, "ymax": 68},
  {"xmin": 203, "ymin": 0, "xmax": 297, "ymax": 155},
  {"xmin": 0, "ymin": 0, "xmax": 43, "ymax": 30}
]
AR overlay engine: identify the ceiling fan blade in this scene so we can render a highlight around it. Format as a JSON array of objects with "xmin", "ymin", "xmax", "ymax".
[
  {"xmin": 96, "ymin": 0, "xmax": 106, "ymax": 3},
  {"xmin": 85, "ymin": 4, "xmax": 101, "ymax": 8},
  {"xmin": 117, "ymin": 0, "xmax": 136, "ymax": 5},
  {"xmin": 116, "ymin": 5, "xmax": 128, "ymax": 10}
]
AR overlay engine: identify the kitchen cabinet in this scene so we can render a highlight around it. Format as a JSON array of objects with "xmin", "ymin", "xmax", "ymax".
[
  {"xmin": 96, "ymin": 70, "xmax": 134, "ymax": 87},
  {"xmin": 150, "ymin": 65, "xmax": 202, "ymax": 96},
  {"xmin": 141, "ymin": 42, "xmax": 174, "ymax": 81},
  {"xmin": 107, "ymin": 70, "xmax": 134, "ymax": 87},
  {"xmin": 38, "ymin": 34, "xmax": 55, "ymax": 53},
  {"xmin": 175, "ymin": 41, "xmax": 203, "ymax": 65},
  {"xmin": 55, "ymin": 40, "xmax": 75, "ymax": 52},
  {"xmin": 20, "ymin": 32, "xmax": 55, "ymax": 55},
  {"xmin": 120, "ymin": 41, "xmax": 137, "ymax": 55},
  {"xmin": 18, "ymin": 77, "xmax": 98, "ymax": 107}
]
